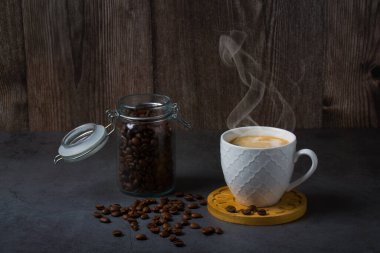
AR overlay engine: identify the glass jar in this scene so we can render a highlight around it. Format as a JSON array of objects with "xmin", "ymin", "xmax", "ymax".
[
  {"xmin": 116, "ymin": 94, "xmax": 178, "ymax": 196},
  {"xmin": 54, "ymin": 94, "xmax": 190, "ymax": 197}
]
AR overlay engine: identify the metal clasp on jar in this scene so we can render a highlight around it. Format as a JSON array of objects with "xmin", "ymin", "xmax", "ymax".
[{"xmin": 171, "ymin": 103, "xmax": 191, "ymax": 128}]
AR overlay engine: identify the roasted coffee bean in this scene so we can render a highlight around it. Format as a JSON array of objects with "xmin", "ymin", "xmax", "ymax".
[
  {"xmin": 190, "ymin": 223, "xmax": 200, "ymax": 229},
  {"xmin": 162, "ymin": 223, "xmax": 171, "ymax": 229},
  {"xmin": 201, "ymin": 226, "xmax": 215, "ymax": 235},
  {"xmin": 257, "ymin": 209, "xmax": 267, "ymax": 216},
  {"xmin": 161, "ymin": 212, "xmax": 172, "ymax": 220},
  {"xmin": 187, "ymin": 203, "xmax": 199, "ymax": 209},
  {"xmin": 215, "ymin": 227, "xmax": 224, "ymax": 234},
  {"xmin": 131, "ymin": 137, "xmax": 141, "ymax": 146},
  {"xmin": 180, "ymin": 219, "xmax": 189, "ymax": 226},
  {"xmin": 191, "ymin": 212, "xmax": 203, "ymax": 218},
  {"xmin": 127, "ymin": 217, "xmax": 137, "ymax": 223},
  {"xmin": 169, "ymin": 207, "xmax": 178, "ymax": 215},
  {"xmin": 159, "ymin": 230, "xmax": 170, "ymax": 238},
  {"xmin": 242, "ymin": 209, "xmax": 252, "ymax": 215},
  {"xmin": 95, "ymin": 204, "xmax": 105, "ymax": 210},
  {"xmin": 175, "ymin": 192, "xmax": 184, "ymax": 197},
  {"xmin": 135, "ymin": 233, "xmax": 147, "ymax": 240},
  {"xmin": 131, "ymin": 225, "xmax": 139, "ymax": 231},
  {"xmin": 111, "ymin": 211, "xmax": 122, "ymax": 217},
  {"xmin": 122, "ymin": 214, "xmax": 129, "ymax": 220},
  {"xmin": 102, "ymin": 208, "xmax": 111, "ymax": 215},
  {"xmin": 173, "ymin": 239, "xmax": 185, "ymax": 247},
  {"xmin": 147, "ymin": 222, "xmax": 157, "ymax": 229},
  {"xmin": 184, "ymin": 195, "xmax": 195, "ymax": 202},
  {"xmin": 152, "ymin": 206, "xmax": 161, "ymax": 213},
  {"xmin": 182, "ymin": 214, "xmax": 191, "ymax": 220},
  {"xmin": 110, "ymin": 204, "xmax": 121, "ymax": 211},
  {"xmin": 172, "ymin": 228, "xmax": 183, "ymax": 236},
  {"xmin": 100, "ymin": 217, "xmax": 111, "ymax": 223},
  {"xmin": 149, "ymin": 227, "xmax": 160, "ymax": 234},
  {"xmin": 93, "ymin": 211, "xmax": 102, "ymax": 218},
  {"xmin": 225, "ymin": 205, "xmax": 236, "ymax": 213},
  {"xmin": 249, "ymin": 205, "xmax": 257, "ymax": 212},
  {"xmin": 160, "ymin": 197, "xmax": 169, "ymax": 205},
  {"xmin": 142, "ymin": 206, "xmax": 151, "ymax": 213},
  {"xmin": 174, "ymin": 223, "xmax": 182, "ymax": 229},
  {"xmin": 169, "ymin": 235, "xmax": 177, "ymax": 242},
  {"xmin": 118, "ymin": 109, "xmax": 174, "ymax": 194},
  {"xmin": 199, "ymin": 199, "xmax": 207, "ymax": 206},
  {"xmin": 183, "ymin": 209, "xmax": 192, "ymax": 215},
  {"xmin": 112, "ymin": 230, "xmax": 123, "ymax": 237},
  {"xmin": 140, "ymin": 213, "xmax": 149, "ymax": 219},
  {"xmin": 194, "ymin": 194, "xmax": 204, "ymax": 200}
]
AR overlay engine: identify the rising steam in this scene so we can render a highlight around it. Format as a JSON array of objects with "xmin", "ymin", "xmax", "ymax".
[{"xmin": 219, "ymin": 30, "xmax": 303, "ymax": 131}]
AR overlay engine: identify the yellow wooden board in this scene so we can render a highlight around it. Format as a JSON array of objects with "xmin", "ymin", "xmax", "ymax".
[{"xmin": 207, "ymin": 186, "xmax": 307, "ymax": 226}]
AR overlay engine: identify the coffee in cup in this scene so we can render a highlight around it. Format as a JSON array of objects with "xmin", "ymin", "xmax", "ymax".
[
  {"xmin": 230, "ymin": 135, "xmax": 289, "ymax": 148},
  {"xmin": 220, "ymin": 126, "xmax": 318, "ymax": 207}
]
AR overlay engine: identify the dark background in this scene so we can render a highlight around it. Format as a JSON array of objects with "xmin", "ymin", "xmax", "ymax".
[{"xmin": 1, "ymin": 0, "xmax": 380, "ymax": 131}]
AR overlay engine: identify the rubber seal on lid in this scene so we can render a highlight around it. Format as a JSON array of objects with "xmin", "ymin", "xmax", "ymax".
[{"xmin": 56, "ymin": 123, "xmax": 108, "ymax": 163}]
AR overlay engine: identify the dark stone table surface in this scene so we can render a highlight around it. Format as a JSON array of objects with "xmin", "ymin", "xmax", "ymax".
[{"xmin": 1, "ymin": 129, "xmax": 380, "ymax": 253}]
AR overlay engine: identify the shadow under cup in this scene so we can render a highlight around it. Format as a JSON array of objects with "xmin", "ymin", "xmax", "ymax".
[{"xmin": 220, "ymin": 126, "xmax": 299, "ymax": 207}]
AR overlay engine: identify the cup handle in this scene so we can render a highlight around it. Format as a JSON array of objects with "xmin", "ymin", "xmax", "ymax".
[{"xmin": 286, "ymin": 149, "xmax": 318, "ymax": 192}]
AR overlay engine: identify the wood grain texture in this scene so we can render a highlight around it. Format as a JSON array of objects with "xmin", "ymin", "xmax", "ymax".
[
  {"xmin": 152, "ymin": 0, "xmax": 244, "ymax": 130},
  {"xmin": 0, "ymin": 0, "xmax": 379, "ymax": 131},
  {"xmin": 0, "ymin": 0, "xmax": 28, "ymax": 131},
  {"xmin": 152, "ymin": 0, "xmax": 327, "ymax": 130},
  {"xmin": 22, "ymin": 0, "xmax": 153, "ymax": 131},
  {"xmin": 323, "ymin": 0, "xmax": 380, "ymax": 127}
]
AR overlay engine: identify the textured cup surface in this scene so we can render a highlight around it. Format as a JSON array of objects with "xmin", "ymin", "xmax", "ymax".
[{"xmin": 221, "ymin": 126, "xmax": 297, "ymax": 207}]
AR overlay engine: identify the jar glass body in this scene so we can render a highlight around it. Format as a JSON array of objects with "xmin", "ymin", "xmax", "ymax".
[{"xmin": 115, "ymin": 94, "xmax": 175, "ymax": 196}]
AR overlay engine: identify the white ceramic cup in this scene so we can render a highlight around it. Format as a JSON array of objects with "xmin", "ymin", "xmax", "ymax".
[{"xmin": 220, "ymin": 126, "xmax": 318, "ymax": 207}]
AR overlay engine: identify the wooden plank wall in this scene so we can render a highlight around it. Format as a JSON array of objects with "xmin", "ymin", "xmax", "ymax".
[{"xmin": 0, "ymin": 0, "xmax": 379, "ymax": 131}]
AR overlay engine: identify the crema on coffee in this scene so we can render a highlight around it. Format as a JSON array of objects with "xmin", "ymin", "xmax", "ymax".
[{"xmin": 230, "ymin": 135, "xmax": 289, "ymax": 148}]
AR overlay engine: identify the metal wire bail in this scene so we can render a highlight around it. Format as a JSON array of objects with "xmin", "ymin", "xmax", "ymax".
[
  {"xmin": 105, "ymin": 109, "xmax": 119, "ymax": 135},
  {"xmin": 171, "ymin": 103, "xmax": 191, "ymax": 128}
]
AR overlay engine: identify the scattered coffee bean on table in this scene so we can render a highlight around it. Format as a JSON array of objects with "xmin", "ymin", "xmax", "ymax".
[
  {"xmin": 160, "ymin": 230, "xmax": 170, "ymax": 238},
  {"xmin": 112, "ymin": 230, "xmax": 123, "ymax": 237},
  {"xmin": 140, "ymin": 213, "xmax": 149, "ymax": 219},
  {"xmin": 175, "ymin": 192, "xmax": 184, "ymax": 197},
  {"xmin": 225, "ymin": 205, "xmax": 236, "ymax": 213},
  {"xmin": 215, "ymin": 227, "xmax": 224, "ymax": 234},
  {"xmin": 169, "ymin": 235, "xmax": 177, "ymax": 242},
  {"xmin": 187, "ymin": 203, "xmax": 199, "ymax": 209},
  {"xmin": 111, "ymin": 211, "xmax": 122, "ymax": 217},
  {"xmin": 135, "ymin": 234, "xmax": 147, "ymax": 240},
  {"xmin": 93, "ymin": 194, "xmax": 224, "ymax": 247},
  {"xmin": 184, "ymin": 195, "xmax": 195, "ymax": 201},
  {"xmin": 173, "ymin": 239, "xmax": 185, "ymax": 247},
  {"xmin": 199, "ymin": 199, "xmax": 207, "ymax": 206},
  {"xmin": 96, "ymin": 204, "xmax": 105, "ymax": 210},
  {"xmin": 201, "ymin": 226, "xmax": 215, "ymax": 235},
  {"xmin": 99, "ymin": 217, "xmax": 111, "ymax": 223},
  {"xmin": 191, "ymin": 212, "xmax": 203, "ymax": 218},
  {"xmin": 93, "ymin": 211, "xmax": 103, "ymax": 218},
  {"xmin": 194, "ymin": 194, "xmax": 204, "ymax": 200},
  {"xmin": 149, "ymin": 227, "xmax": 160, "ymax": 234},
  {"xmin": 190, "ymin": 223, "xmax": 201, "ymax": 229}
]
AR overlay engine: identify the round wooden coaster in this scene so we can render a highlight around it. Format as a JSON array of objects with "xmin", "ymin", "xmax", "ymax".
[{"xmin": 207, "ymin": 186, "xmax": 307, "ymax": 225}]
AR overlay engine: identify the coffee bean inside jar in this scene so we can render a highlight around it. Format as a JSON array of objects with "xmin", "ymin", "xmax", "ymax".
[{"xmin": 116, "ymin": 94, "xmax": 189, "ymax": 196}]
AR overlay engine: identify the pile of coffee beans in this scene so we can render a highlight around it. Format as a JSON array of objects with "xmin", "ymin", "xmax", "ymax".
[
  {"xmin": 117, "ymin": 107, "xmax": 174, "ymax": 194},
  {"xmin": 93, "ymin": 193, "xmax": 223, "ymax": 247},
  {"xmin": 225, "ymin": 204, "xmax": 267, "ymax": 216}
]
